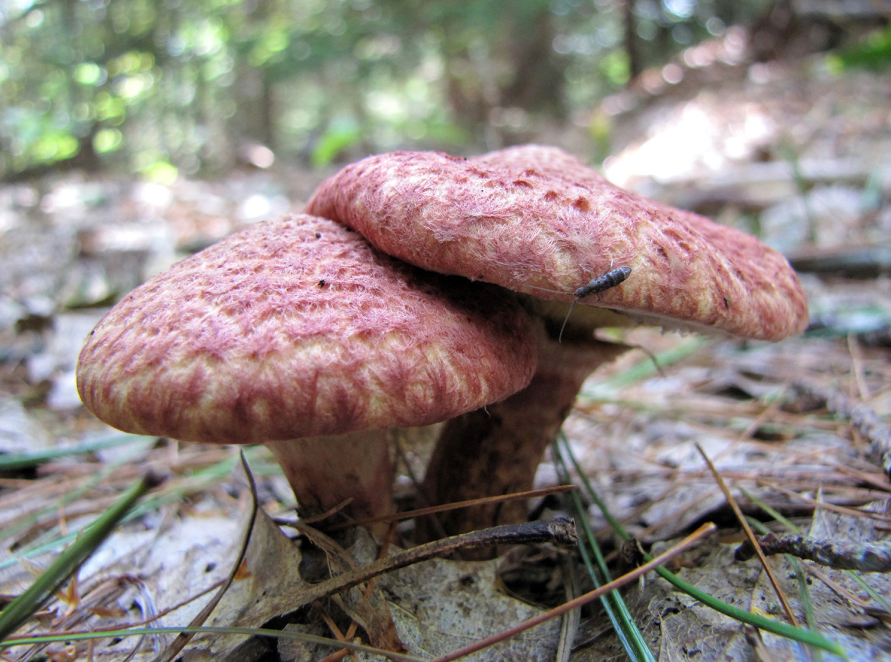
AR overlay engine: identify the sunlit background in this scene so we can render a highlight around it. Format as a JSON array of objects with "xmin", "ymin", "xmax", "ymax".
[{"xmin": 1, "ymin": 0, "xmax": 798, "ymax": 181}]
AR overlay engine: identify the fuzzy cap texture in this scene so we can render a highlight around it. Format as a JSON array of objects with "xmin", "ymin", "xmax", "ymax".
[
  {"xmin": 77, "ymin": 214, "xmax": 538, "ymax": 444},
  {"xmin": 306, "ymin": 146, "xmax": 809, "ymax": 340}
]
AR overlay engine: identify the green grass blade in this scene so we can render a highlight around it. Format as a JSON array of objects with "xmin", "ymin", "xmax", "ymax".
[
  {"xmin": 0, "ymin": 433, "xmax": 156, "ymax": 470},
  {"xmin": 554, "ymin": 437, "xmax": 656, "ymax": 662},
  {"xmin": 740, "ymin": 487, "xmax": 891, "ymax": 616},
  {"xmin": 0, "ymin": 471, "xmax": 162, "ymax": 642},
  {"xmin": 746, "ymin": 516, "xmax": 821, "ymax": 661},
  {"xmin": 579, "ymin": 336, "xmax": 707, "ymax": 399},
  {"xmin": 0, "ymin": 447, "xmax": 278, "ymax": 573}
]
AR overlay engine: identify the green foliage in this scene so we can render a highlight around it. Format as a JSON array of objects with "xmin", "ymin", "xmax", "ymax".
[
  {"xmin": 311, "ymin": 118, "xmax": 364, "ymax": 168},
  {"xmin": 0, "ymin": 0, "xmax": 755, "ymax": 179},
  {"xmin": 827, "ymin": 24, "xmax": 891, "ymax": 73}
]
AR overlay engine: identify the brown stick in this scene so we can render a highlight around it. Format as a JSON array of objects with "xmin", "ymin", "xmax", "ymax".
[{"xmin": 299, "ymin": 518, "xmax": 577, "ymax": 606}]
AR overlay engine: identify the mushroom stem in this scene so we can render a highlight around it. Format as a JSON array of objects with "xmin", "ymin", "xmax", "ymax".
[
  {"xmin": 417, "ymin": 328, "xmax": 628, "ymax": 545},
  {"xmin": 265, "ymin": 430, "xmax": 392, "ymax": 537}
]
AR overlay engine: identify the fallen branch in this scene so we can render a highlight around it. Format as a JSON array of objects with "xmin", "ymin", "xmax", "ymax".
[
  {"xmin": 736, "ymin": 533, "xmax": 891, "ymax": 572},
  {"xmin": 793, "ymin": 380, "xmax": 891, "ymax": 478}
]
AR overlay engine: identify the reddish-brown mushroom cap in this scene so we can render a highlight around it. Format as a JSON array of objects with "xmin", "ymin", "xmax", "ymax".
[
  {"xmin": 306, "ymin": 146, "xmax": 808, "ymax": 341},
  {"xmin": 77, "ymin": 214, "xmax": 537, "ymax": 442},
  {"xmin": 473, "ymin": 143, "xmax": 611, "ymax": 189},
  {"xmin": 76, "ymin": 213, "xmax": 538, "ymax": 527}
]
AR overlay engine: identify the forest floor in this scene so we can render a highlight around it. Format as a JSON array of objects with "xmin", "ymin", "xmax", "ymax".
[{"xmin": 1, "ymin": 54, "xmax": 890, "ymax": 661}]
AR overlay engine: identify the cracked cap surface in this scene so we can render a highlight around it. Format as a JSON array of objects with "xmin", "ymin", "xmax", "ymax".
[{"xmin": 77, "ymin": 214, "xmax": 538, "ymax": 444}]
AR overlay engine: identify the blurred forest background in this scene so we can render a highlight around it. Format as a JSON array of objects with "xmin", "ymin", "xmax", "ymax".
[{"xmin": 3, "ymin": 0, "xmax": 889, "ymax": 181}]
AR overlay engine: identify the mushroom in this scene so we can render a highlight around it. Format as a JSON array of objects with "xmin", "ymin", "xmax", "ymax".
[
  {"xmin": 305, "ymin": 146, "xmax": 809, "ymax": 538},
  {"xmin": 76, "ymin": 213, "xmax": 538, "ymax": 534}
]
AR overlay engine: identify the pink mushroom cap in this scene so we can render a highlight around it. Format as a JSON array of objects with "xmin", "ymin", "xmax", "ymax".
[
  {"xmin": 306, "ymin": 146, "xmax": 809, "ymax": 341},
  {"xmin": 76, "ymin": 214, "xmax": 538, "ymax": 444}
]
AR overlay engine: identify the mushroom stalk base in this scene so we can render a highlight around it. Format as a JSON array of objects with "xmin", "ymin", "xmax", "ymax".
[
  {"xmin": 265, "ymin": 430, "xmax": 392, "ymax": 537},
  {"xmin": 417, "ymin": 334, "xmax": 628, "ymax": 544}
]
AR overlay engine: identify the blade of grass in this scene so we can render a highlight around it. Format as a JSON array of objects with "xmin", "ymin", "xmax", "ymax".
[
  {"xmin": 553, "ymin": 437, "xmax": 655, "ymax": 662},
  {"xmin": 0, "ymin": 446, "xmax": 274, "ymax": 573},
  {"xmin": 556, "ymin": 554, "xmax": 581, "ymax": 662},
  {"xmin": 0, "ymin": 470, "xmax": 164, "ymax": 642},
  {"xmin": 0, "ymin": 433, "xmax": 156, "ymax": 471},
  {"xmin": 746, "ymin": 516, "xmax": 822, "ymax": 662},
  {"xmin": 696, "ymin": 444, "xmax": 798, "ymax": 626},
  {"xmin": 1, "ymin": 435, "xmax": 171, "ymax": 547},
  {"xmin": 580, "ymin": 336, "xmax": 707, "ymax": 399},
  {"xmin": 1, "ymin": 462, "xmax": 120, "ymax": 544},
  {"xmin": 560, "ymin": 437, "xmax": 846, "ymax": 657},
  {"xmin": 429, "ymin": 523, "xmax": 717, "ymax": 662}
]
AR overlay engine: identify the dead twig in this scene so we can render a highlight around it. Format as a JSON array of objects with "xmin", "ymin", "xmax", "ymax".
[
  {"xmin": 291, "ymin": 521, "xmax": 404, "ymax": 652},
  {"xmin": 736, "ymin": 533, "xmax": 891, "ymax": 572},
  {"xmin": 321, "ymin": 485, "xmax": 576, "ymax": 532},
  {"xmin": 793, "ymin": 380, "xmax": 891, "ymax": 478},
  {"xmin": 295, "ymin": 518, "xmax": 578, "ymax": 609}
]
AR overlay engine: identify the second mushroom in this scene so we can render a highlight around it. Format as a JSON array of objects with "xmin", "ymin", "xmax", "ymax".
[{"xmin": 306, "ymin": 145, "xmax": 810, "ymax": 540}]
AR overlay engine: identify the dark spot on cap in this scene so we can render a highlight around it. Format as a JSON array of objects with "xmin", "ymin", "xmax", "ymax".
[
  {"xmin": 315, "ymin": 232, "xmax": 321, "ymax": 239},
  {"xmin": 724, "ymin": 296, "xmax": 731, "ymax": 308},
  {"xmin": 318, "ymin": 280, "xmax": 326, "ymax": 287},
  {"xmin": 572, "ymin": 196, "xmax": 591, "ymax": 212}
]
